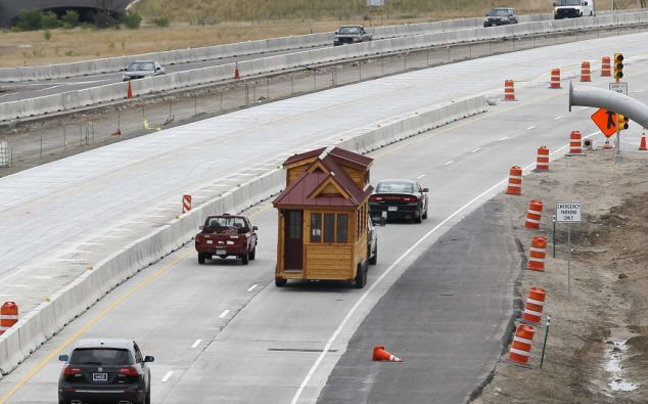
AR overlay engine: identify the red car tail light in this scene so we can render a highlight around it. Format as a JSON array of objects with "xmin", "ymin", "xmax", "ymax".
[
  {"xmin": 119, "ymin": 367, "xmax": 139, "ymax": 377},
  {"xmin": 404, "ymin": 196, "xmax": 417, "ymax": 203},
  {"xmin": 369, "ymin": 195, "xmax": 383, "ymax": 202},
  {"xmin": 63, "ymin": 367, "xmax": 82, "ymax": 376}
]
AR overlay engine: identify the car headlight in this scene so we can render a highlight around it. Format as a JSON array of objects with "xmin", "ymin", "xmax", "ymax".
[{"xmin": 353, "ymin": 37, "xmax": 361, "ymax": 42}]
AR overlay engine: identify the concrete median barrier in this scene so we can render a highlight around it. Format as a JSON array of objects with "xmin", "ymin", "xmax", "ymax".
[{"xmin": 0, "ymin": 93, "xmax": 486, "ymax": 376}]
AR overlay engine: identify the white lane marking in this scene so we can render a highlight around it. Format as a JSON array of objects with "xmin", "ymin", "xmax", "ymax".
[
  {"xmin": 498, "ymin": 136, "xmax": 509, "ymax": 141},
  {"xmin": 219, "ymin": 309, "xmax": 230, "ymax": 319},
  {"xmin": 554, "ymin": 115, "xmax": 563, "ymax": 120},
  {"xmin": 526, "ymin": 126, "xmax": 536, "ymax": 131},
  {"xmin": 161, "ymin": 371, "xmax": 173, "ymax": 383},
  {"xmin": 443, "ymin": 160, "xmax": 454, "ymax": 166},
  {"xmin": 247, "ymin": 284, "xmax": 258, "ymax": 292},
  {"xmin": 471, "ymin": 148, "xmax": 481, "ymax": 153},
  {"xmin": 289, "ymin": 132, "xmax": 599, "ymax": 404},
  {"xmin": 415, "ymin": 174, "xmax": 426, "ymax": 179},
  {"xmin": 34, "ymin": 85, "xmax": 63, "ymax": 93},
  {"xmin": 191, "ymin": 339, "xmax": 202, "ymax": 349}
]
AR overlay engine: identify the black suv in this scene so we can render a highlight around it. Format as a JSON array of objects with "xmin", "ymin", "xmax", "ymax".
[
  {"xmin": 483, "ymin": 8, "xmax": 518, "ymax": 27},
  {"xmin": 334, "ymin": 25, "xmax": 372, "ymax": 46},
  {"xmin": 58, "ymin": 339, "xmax": 154, "ymax": 404}
]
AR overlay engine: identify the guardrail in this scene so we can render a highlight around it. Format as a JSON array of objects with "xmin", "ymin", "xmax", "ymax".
[
  {"xmin": 0, "ymin": 13, "xmax": 557, "ymax": 83},
  {"xmin": 1, "ymin": 11, "xmax": 646, "ymax": 124},
  {"xmin": 0, "ymin": 94, "xmax": 486, "ymax": 378}
]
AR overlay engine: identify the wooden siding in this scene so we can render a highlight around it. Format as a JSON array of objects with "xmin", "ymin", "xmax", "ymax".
[
  {"xmin": 305, "ymin": 245, "xmax": 354, "ymax": 279},
  {"xmin": 287, "ymin": 165, "xmax": 309, "ymax": 186},
  {"xmin": 341, "ymin": 165, "xmax": 365, "ymax": 188}
]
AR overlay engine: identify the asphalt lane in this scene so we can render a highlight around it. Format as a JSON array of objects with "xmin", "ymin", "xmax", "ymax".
[{"xmin": 3, "ymin": 32, "xmax": 648, "ymax": 404}]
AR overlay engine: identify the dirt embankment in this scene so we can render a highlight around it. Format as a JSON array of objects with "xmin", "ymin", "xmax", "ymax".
[{"xmin": 472, "ymin": 150, "xmax": 648, "ymax": 404}]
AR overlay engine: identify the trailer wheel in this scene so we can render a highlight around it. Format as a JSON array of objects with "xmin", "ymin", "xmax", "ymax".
[
  {"xmin": 198, "ymin": 253, "xmax": 206, "ymax": 265},
  {"xmin": 275, "ymin": 278, "xmax": 287, "ymax": 287},
  {"xmin": 355, "ymin": 263, "xmax": 367, "ymax": 289}
]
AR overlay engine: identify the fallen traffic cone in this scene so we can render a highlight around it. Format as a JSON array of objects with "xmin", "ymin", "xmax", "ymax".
[
  {"xmin": 372, "ymin": 345, "xmax": 403, "ymax": 362},
  {"xmin": 234, "ymin": 62, "xmax": 240, "ymax": 80},
  {"xmin": 112, "ymin": 129, "xmax": 121, "ymax": 136},
  {"xmin": 127, "ymin": 80, "xmax": 133, "ymax": 98},
  {"xmin": 640, "ymin": 131, "xmax": 647, "ymax": 151}
]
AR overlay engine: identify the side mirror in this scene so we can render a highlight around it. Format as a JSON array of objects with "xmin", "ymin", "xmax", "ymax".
[
  {"xmin": 334, "ymin": 31, "xmax": 338, "ymax": 35},
  {"xmin": 144, "ymin": 356, "xmax": 155, "ymax": 363},
  {"xmin": 198, "ymin": 225, "xmax": 204, "ymax": 231},
  {"xmin": 58, "ymin": 354, "xmax": 69, "ymax": 362},
  {"xmin": 422, "ymin": 187, "xmax": 429, "ymax": 193},
  {"xmin": 252, "ymin": 226, "xmax": 258, "ymax": 231}
]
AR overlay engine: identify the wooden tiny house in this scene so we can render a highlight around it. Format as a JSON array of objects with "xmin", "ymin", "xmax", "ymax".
[{"xmin": 273, "ymin": 146, "xmax": 374, "ymax": 288}]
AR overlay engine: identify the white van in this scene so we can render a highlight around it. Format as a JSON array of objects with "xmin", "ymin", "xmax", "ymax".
[{"xmin": 554, "ymin": 0, "xmax": 595, "ymax": 19}]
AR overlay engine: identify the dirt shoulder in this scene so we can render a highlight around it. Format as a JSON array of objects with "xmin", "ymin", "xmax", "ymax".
[{"xmin": 471, "ymin": 150, "xmax": 648, "ymax": 403}]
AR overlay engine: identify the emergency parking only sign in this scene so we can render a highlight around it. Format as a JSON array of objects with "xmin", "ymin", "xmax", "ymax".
[{"xmin": 556, "ymin": 202, "xmax": 582, "ymax": 223}]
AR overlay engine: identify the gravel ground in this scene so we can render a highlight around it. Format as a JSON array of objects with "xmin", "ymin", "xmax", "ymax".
[{"xmin": 471, "ymin": 149, "xmax": 648, "ymax": 404}]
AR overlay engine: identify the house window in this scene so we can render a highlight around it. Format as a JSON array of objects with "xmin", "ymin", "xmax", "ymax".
[
  {"xmin": 337, "ymin": 214, "xmax": 348, "ymax": 243},
  {"xmin": 324, "ymin": 213, "xmax": 335, "ymax": 243},
  {"xmin": 310, "ymin": 213, "xmax": 322, "ymax": 243}
]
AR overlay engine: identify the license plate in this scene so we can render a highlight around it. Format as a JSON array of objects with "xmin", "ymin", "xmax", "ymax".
[
  {"xmin": 216, "ymin": 249, "xmax": 227, "ymax": 255},
  {"xmin": 388, "ymin": 206, "xmax": 398, "ymax": 212},
  {"xmin": 206, "ymin": 240, "xmax": 213, "ymax": 244},
  {"xmin": 93, "ymin": 373, "xmax": 108, "ymax": 382}
]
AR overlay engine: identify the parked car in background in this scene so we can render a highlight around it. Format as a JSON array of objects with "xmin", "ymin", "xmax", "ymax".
[
  {"xmin": 122, "ymin": 60, "xmax": 166, "ymax": 81},
  {"xmin": 58, "ymin": 338, "xmax": 154, "ymax": 404},
  {"xmin": 369, "ymin": 179, "xmax": 429, "ymax": 224},
  {"xmin": 194, "ymin": 214, "xmax": 258, "ymax": 265},
  {"xmin": 483, "ymin": 7, "xmax": 518, "ymax": 27},
  {"xmin": 334, "ymin": 25, "xmax": 372, "ymax": 46}
]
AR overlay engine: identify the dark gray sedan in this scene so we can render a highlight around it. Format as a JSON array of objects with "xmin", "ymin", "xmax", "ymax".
[
  {"xmin": 122, "ymin": 60, "xmax": 166, "ymax": 81},
  {"xmin": 369, "ymin": 179, "xmax": 429, "ymax": 224},
  {"xmin": 334, "ymin": 25, "xmax": 372, "ymax": 46}
]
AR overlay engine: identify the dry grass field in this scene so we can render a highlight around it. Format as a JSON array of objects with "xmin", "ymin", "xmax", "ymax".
[{"xmin": 0, "ymin": 0, "xmax": 620, "ymax": 67}]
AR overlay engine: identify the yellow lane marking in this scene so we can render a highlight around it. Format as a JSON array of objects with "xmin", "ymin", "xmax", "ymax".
[{"xmin": 0, "ymin": 205, "xmax": 272, "ymax": 403}]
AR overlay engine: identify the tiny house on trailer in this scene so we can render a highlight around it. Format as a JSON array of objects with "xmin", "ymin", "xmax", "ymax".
[{"xmin": 273, "ymin": 146, "xmax": 374, "ymax": 288}]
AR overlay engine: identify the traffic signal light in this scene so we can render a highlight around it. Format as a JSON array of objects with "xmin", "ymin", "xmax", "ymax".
[
  {"xmin": 618, "ymin": 114, "xmax": 629, "ymax": 130},
  {"xmin": 614, "ymin": 53, "xmax": 624, "ymax": 80}
]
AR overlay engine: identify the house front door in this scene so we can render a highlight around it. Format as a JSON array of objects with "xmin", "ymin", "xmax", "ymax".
[{"xmin": 283, "ymin": 210, "xmax": 303, "ymax": 270}]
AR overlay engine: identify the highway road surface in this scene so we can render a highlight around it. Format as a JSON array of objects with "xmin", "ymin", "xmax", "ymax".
[{"xmin": 2, "ymin": 31, "xmax": 648, "ymax": 403}]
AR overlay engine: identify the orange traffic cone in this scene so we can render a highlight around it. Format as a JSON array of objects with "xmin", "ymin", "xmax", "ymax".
[
  {"xmin": 127, "ymin": 81, "xmax": 133, "ymax": 98},
  {"xmin": 372, "ymin": 345, "xmax": 403, "ymax": 362},
  {"xmin": 640, "ymin": 131, "xmax": 647, "ymax": 151},
  {"xmin": 112, "ymin": 129, "xmax": 122, "ymax": 136},
  {"xmin": 234, "ymin": 63, "xmax": 240, "ymax": 80}
]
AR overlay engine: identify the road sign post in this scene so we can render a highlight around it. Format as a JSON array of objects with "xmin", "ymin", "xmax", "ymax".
[{"xmin": 556, "ymin": 202, "xmax": 582, "ymax": 294}]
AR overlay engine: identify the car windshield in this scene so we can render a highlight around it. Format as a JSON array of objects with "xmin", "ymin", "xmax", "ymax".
[
  {"xmin": 556, "ymin": 0, "xmax": 581, "ymax": 5},
  {"xmin": 207, "ymin": 217, "xmax": 246, "ymax": 228},
  {"xmin": 128, "ymin": 62, "xmax": 155, "ymax": 72},
  {"xmin": 489, "ymin": 8, "xmax": 511, "ymax": 16},
  {"xmin": 338, "ymin": 26, "xmax": 361, "ymax": 34},
  {"xmin": 70, "ymin": 348, "xmax": 133, "ymax": 366},
  {"xmin": 376, "ymin": 181, "xmax": 414, "ymax": 193}
]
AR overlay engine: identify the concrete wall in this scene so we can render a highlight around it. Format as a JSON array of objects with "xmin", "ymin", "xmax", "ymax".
[{"xmin": 0, "ymin": 94, "xmax": 486, "ymax": 377}]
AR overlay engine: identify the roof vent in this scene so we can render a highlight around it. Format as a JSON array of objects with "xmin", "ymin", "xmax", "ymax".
[{"xmin": 318, "ymin": 145, "xmax": 335, "ymax": 161}]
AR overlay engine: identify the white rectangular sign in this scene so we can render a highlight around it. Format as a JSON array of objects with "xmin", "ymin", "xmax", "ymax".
[
  {"xmin": 556, "ymin": 202, "xmax": 582, "ymax": 223},
  {"xmin": 609, "ymin": 82, "xmax": 628, "ymax": 95},
  {"xmin": 367, "ymin": 0, "xmax": 385, "ymax": 6}
]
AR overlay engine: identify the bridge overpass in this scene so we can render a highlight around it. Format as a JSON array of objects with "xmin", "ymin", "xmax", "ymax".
[{"xmin": 0, "ymin": 0, "xmax": 133, "ymax": 27}]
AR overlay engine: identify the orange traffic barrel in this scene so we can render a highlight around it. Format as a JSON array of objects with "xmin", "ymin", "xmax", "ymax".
[
  {"xmin": 601, "ymin": 56, "xmax": 611, "ymax": 77},
  {"xmin": 0, "ymin": 301, "xmax": 19, "ymax": 335},
  {"xmin": 522, "ymin": 287, "xmax": 547, "ymax": 325},
  {"xmin": 508, "ymin": 324, "xmax": 535, "ymax": 366},
  {"xmin": 536, "ymin": 146, "xmax": 549, "ymax": 171},
  {"xmin": 527, "ymin": 236, "xmax": 547, "ymax": 272},
  {"xmin": 549, "ymin": 68, "xmax": 561, "ymax": 89},
  {"xmin": 568, "ymin": 131, "xmax": 583, "ymax": 155},
  {"xmin": 524, "ymin": 200, "xmax": 543, "ymax": 230},
  {"xmin": 580, "ymin": 61, "xmax": 591, "ymax": 82},
  {"xmin": 506, "ymin": 166, "xmax": 522, "ymax": 195},
  {"xmin": 504, "ymin": 80, "xmax": 516, "ymax": 101}
]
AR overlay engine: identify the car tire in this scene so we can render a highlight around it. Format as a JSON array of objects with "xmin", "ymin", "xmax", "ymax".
[
  {"xmin": 354, "ymin": 263, "xmax": 367, "ymax": 289},
  {"xmin": 145, "ymin": 387, "xmax": 151, "ymax": 404},
  {"xmin": 198, "ymin": 253, "xmax": 206, "ymax": 264},
  {"xmin": 414, "ymin": 210, "xmax": 422, "ymax": 224},
  {"xmin": 369, "ymin": 244, "xmax": 377, "ymax": 265},
  {"xmin": 422, "ymin": 206, "xmax": 428, "ymax": 220},
  {"xmin": 249, "ymin": 247, "xmax": 256, "ymax": 261},
  {"xmin": 241, "ymin": 251, "xmax": 249, "ymax": 265},
  {"xmin": 275, "ymin": 277, "xmax": 287, "ymax": 287}
]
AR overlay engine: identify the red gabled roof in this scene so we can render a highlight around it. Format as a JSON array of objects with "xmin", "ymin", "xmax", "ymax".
[{"xmin": 274, "ymin": 146, "xmax": 374, "ymax": 209}]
